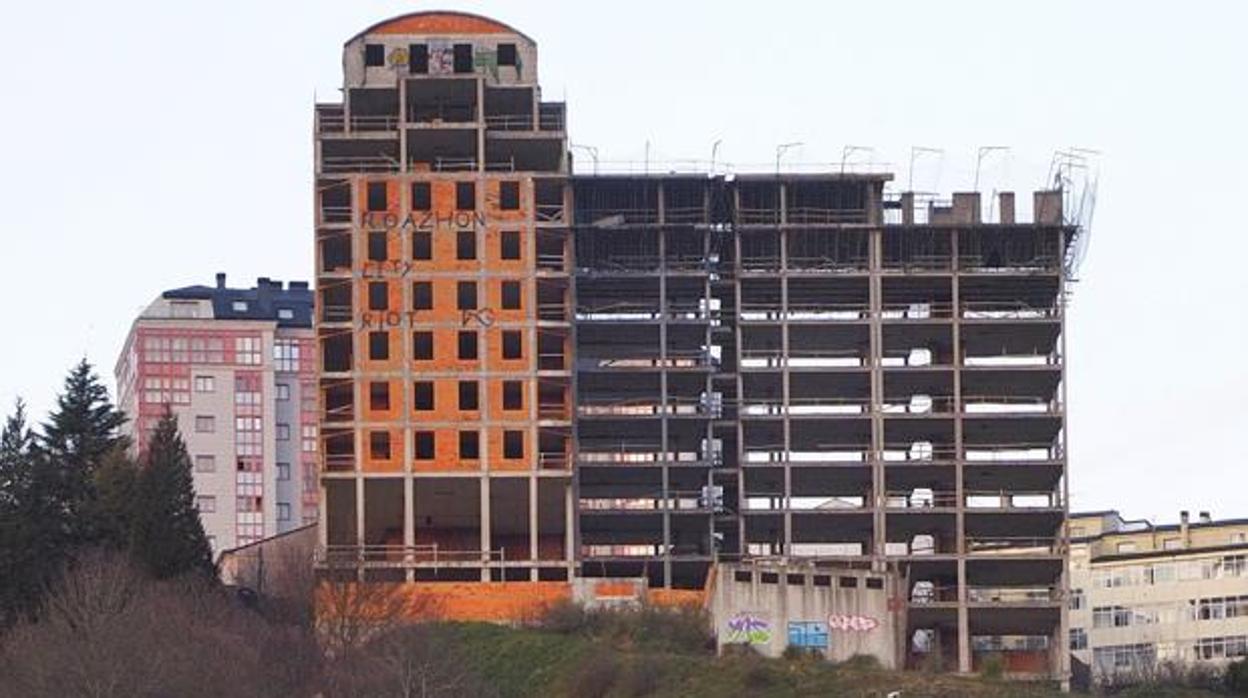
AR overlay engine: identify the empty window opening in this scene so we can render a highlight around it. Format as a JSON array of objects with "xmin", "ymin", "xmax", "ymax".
[
  {"xmin": 367, "ymin": 182, "xmax": 388, "ymax": 211},
  {"xmin": 364, "ymin": 44, "xmax": 385, "ymax": 67},
  {"xmin": 457, "ymin": 230, "xmax": 476, "ymax": 260},
  {"xmin": 368, "ymin": 331, "xmax": 389, "ymax": 361},
  {"xmin": 457, "ymin": 281, "xmax": 478, "ymax": 310},
  {"xmin": 412, "ymin": 281, "xmax": 432, "ymax": 310},
  {"xmin": 368, "ymin": 232, "xmax": 387, "ymax": 262},
  {"xmin": 369, "ymin": 382, "xmax": 390, "ymax": 411},
  {"xmin": 456, "ymin": 182, "xmax": 475, "ymax": 210},
  {"xmin": 458, "ymin": 331, "xmax": 478, "ymax": 360},
  {"xmin": 368, "ymin": 281, "xmax": 388, "ymax": 311},
  {"xmin": 497, "ymin": 43, "xmax": 517, "ymax": 66},
  {"xmin": 369, "ymin": 431, "xmax": 391, "ymax": 460},
  {"xmin": 501, "ymin": 230, "xmax": 521, "ymax": 260},
  {"xmin": 503, "ymin": 381, "xmax": 523, "ymax": 410},
  {"xmin": 413, "ymin": 381, "xmax": 434, "ymax": 410},
  {"xmin": 500, "ymin": 181, "xmax": 520, "ymax": 210},
  {"xmin": 734, "ymin": 571, "xmax": 753, "ymax": 583},
  {"xmin": 502, "ymin": 330, "xmax": 522, "ymax": 360},
  {"xmin": 458, "ymin": 380, "xmax": 479, "ymax": 411},
  {"xmin": 411, "ymin": 182, "xmax": 432, "ymax": 210},
  {"xmin": 813, "ymin": 575, "xmax": 832, "ymax": 587},
  {"xmin": 412, "ymin": 331, "xmax": 433, "ymax": 360},
  {"xmin": 452, "ymin": 43, "xmax": 473, "ymax": 73},
  {"xmin": 503, "ymin": 430, "xmax": 524, "ymax": 459},
  {"xmin": 839, "ymin": 576, "xmax": 858, "ymax": 588},
  {"xmin": 409, "ymin": 44, "xmax": 429, "ymax": 74},
  {"xmin": 501, "ymin": 281, "xmax": 521, "ymax": 310},
  {"xmin": 866, "ymin": 577, "xmax": 884, "ymax": 590},
  {"xmin": 412, "ymin": 231, "xmax": 432, "ymax": 260},
  {"xmin": 459, "ymin": 430, "xmax": 480, "ymax": 459},
  {"xmin": 761, "ymin": 572, "xmax": 779, "ymax": 585},
  {"xmin": 414, "ymin": 431, "xmax": 434, "ymax": 459},
  {"xmin": 787, "ymin": 574, "xmax": 805, "ymax": 586}
]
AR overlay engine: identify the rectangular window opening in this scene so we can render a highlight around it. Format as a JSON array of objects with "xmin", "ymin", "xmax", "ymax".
[
  {"xmin": 458, "ymin": 331, "xmax": 478, "ymax": 360},
  {"xmin": 458, "ymin": 381, "xmax": 479, "ymax": 411}
]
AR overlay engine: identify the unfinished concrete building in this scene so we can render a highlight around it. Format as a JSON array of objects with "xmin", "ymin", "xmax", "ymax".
[{"xmin": 314, "ymin": 10, "xmax": 1078, "ymax": 679}]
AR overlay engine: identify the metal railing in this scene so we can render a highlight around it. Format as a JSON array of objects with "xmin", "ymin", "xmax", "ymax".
[
  {"xmin": 320, "ymin": 155, "xmax": 400, "ymax": 174},
  {"xmin": 317, "ymin": 544, "xmax": 505, "ymax": 567}
]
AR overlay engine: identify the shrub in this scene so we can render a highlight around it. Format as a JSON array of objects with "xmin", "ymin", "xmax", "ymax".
[
  {"xmin": 569, "ymin": 652, "xmax": 619, "ymax": 698},
  {"xmin": 535, "ymin": 601, "xmax": 712, "ymax": 655},
  {"xmin": 980, "ymin": 652, "xmax": 1005, "ymax": 680},
  {"xmin": 1229, "ymin": 658, "xmax": 1248, "ymax": 695},
  {"xmin": 619, "ymin": 654, "xmax": 662, "ymax": 697},
  {"xmin": 839, "ymin": 653, "xmax": 882, "ymax": 671}
]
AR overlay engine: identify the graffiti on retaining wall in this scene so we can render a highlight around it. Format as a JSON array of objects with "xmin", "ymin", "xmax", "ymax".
[
  {"xmin": 787, "ymin": 621, "xmax": 829, "ymax": 649},
  {"xmin": 724, "ymin": 612, "xmax": 771, "ymax": 645},
  {"xmin": 827, "ymin": 614, "xmax": 879, "ymax": 632}
]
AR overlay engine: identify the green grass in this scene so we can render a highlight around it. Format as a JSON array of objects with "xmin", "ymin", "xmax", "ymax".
[{"xmin": 431, "ymin": 622, "xmax": 1076, "ymax": 698}]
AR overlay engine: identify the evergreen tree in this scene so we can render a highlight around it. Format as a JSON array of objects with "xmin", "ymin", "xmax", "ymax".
[
  {"xmin": 0, "ymin": 399, "xmax": 68, "ymax": 626},
  {"xmin": 37, "ymin": 359, "xmax": 130, "ymax": 544},
  {"xmin": 129, "ymin": 411, "xmax": 214, "ymax": 580},
  {"xmin": 92, "ymin": 447, "xmax": 140, "ymax": 551}
]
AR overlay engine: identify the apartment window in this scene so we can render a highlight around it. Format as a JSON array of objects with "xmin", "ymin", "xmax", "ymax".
[
  {"xmin": 413, "ymin": 381, "xmax": 434, "ymax": 410},
  {"xmin": 276, "ymin": 383, "xmax": 290, "ymax": 401},
  {"xmin": 458, "ymin": 381, "xmax": 479, "ymax": 411},
  {"xmin": 455, "ymin": 181, "xmax": 475, "ymax": 210},
  {"xmin": 1234, "ymin": 533, "xmax": 1248, "ymax": 545},
  {"xmin": 273, "ymin": 338, "xmax": 299, "ymax": 371},
  {"xmin": 452, "ymin": 43, "xmax": 473, "ymax": 73},
  {"xmin": 368, "ymin": 282, "xmax": 389, "ymax": 311},
  {"xmin": 369, "ymin": 382, "xmax": 391, "ymax": 411},
  {"xmin": 411, "ymin": 182, "xmax": 431, "ymax": 210},
  {"xmin": 1117, "ymin": 541, "xmax": 1138, "ymax": 554},
  {"xmin": 367, "ymin": 182, "xmax": 388, "ymax": 211},
  {"xmin": 412, "ymin": 281, "xmax": 432, "ymax": 310},
  {"xmin": 501, "ymin": 230, "xmax": 521, "ymax": 260},
  {"xmin": 195, "ymin": 455, "xmax": 216, "ymax": 473},
  {"xmin": 839, "ymin": 577, "xmax": 858, "ymax": 588},
  {"xmin": 1070, "ymin": 628, "xmax": 1088, "ymax": 651},
  {"xmin": 368, "ymin": 331, "xmax": 390, "ymax": 360},
  {"xmin": 458, "ymin": 331, "xmax": 478, "ymax": 360},
  {"xmin": 456, "ymin": 230, "xmax": 476, "ymax": 260},
  {"xmin": 503, "ymin": 430, "xmax": 524, "ymax": 459},
  {"xmin": 412, "ymin": 231, "xmax": 432, "ymax": 260},
  {"xmin": 459, "ymin": 430, "xmax": 479, "ymax": 460},
  {"xmin": 232, "ymin": 300, "xmax": 249, "ymax": 312},
  {"xmin": 409, "ymin": 43, "xmax": 429, "ymax": 74},
  {"xmin": 277, "ymin": 503, "xmax": 291, "ymax": 522},
  {"xmin": 276, "ymin": 424, "xmax": 290, "ymax": 441},
  {"xmin": 499, "ymin": 181, "xmax": 520, "ymax": 210},
  {"xmin": 502, "ymin": 381, "xmax": 523, "ymax": 410},
  {"xmin": 502, "ymin": 330, "xmax": 522, "ymax": 360},
  {"xmin": 1069, "ymin": 588, "xmax": 1085, "ymax": 610},
  {"xmin": 412, "ymin": 331, "xmax": 433, "ymax": 360},
  {"xmin": 278, "ymin": 308, "xmax": 294, "ymax": 321},
  {"xmin": 364, "ymin": 44, "xmax": 385, "ymax": 67},
  {"xmin": 277, "ymin": 462, "xmax": 290, "ymax": 481},
  {"xmin": 501, "ymin": 281, "xmax": 521, "ymax": 310},
  {"xmin": 497, "ymin": 43, "xmax": 517, "ymax": 66},
  {"xmin": 369, "ymin": 431, "xmax": 391, "ymax": 460},
  {"xmin": 235, "ymin": 336, "xmax": 262, "ymax": 365},
  {"xmin": 414, "ymin": 431, "xmax": 435, "ymax": 459},
  {"xmin": 195, "ymin": 415, "xmax": 215, "ymax": 433},
  {"xmin": 457, "ymin": 281, "xmax": 478, "ymax": 310},
  {"xmin": 194, "ymin": 376, "xmax": 215, "ymax": 393},
  {"xmin": 368, "ymin": 231, "xmax": 388, "ymax": 261},
  {"xmin": 196, "ymin": 495, "xmax": 216, "ymax": 513},
  {"xmin": 1163, "ymin": 538, "xmax": 1182, "ymax": 550}
]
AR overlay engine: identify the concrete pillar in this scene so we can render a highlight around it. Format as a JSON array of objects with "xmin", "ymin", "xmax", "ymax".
[{"xmin": 481, "ymin": 477, "xmax": 491, "ymax": 582}]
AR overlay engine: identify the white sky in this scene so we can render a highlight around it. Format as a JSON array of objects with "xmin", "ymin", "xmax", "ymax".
[{"xmin": 1, "ymin": 1, "xmax": 1244, "ymax": 524}]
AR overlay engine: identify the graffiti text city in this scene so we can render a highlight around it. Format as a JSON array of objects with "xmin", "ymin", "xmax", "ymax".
[{"xmin": 360, "ymin": 210, "xmax": 488, "ymax": 230}]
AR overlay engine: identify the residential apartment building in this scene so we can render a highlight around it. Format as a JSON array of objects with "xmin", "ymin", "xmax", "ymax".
[
  {"xmin": 1069, "ymin": 510, "xmax": 1248, "ymax": 680},
  {"xmin": 314, "ymin": 11, "xmax": 1082, "ymax": 680},
  {"xmin": 116, "ymin": 274, "xmax": 318, "ymax": 554}
]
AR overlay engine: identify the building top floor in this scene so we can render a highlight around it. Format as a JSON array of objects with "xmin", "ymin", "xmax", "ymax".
[
  {"xmin": 343, "ymin": 11, "xmax": 537, "ymax": 89},
  {"xmin": 140, "ymin": 273, "xmax": 312, "ymax": 329},
  {"xmin": 1072, "ymin": 510, "xmax": 1248, "ymax": 562}
]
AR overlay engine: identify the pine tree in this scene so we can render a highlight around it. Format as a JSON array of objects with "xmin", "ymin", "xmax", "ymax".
[
  {"xmin": 0, "ymin": 399, "xmax": 69, "ymax": 626},
  {"xmin": 92, "ymin": 447, "xmax": 140, "ymax": 551},
  {"xmin": 129, "ymin": 411, "xmax": 214, "ymax": 580},
  {"xmin": 37, "ymin": 359, "xmax": 130, "ymax": 544}
]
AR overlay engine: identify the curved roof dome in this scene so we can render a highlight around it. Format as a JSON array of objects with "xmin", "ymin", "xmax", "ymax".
[{"xmin": 347, "ymin": 10, "xmax": 534, "ymax": 45}]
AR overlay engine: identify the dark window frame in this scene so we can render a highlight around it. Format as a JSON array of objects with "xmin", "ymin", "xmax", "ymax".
[
  {"xmin": 368, "ymin": 331, "xmax": 390, "ymax": 361},
  {"xmin": 500, "ymin": 230, "xmax": 521, "ymax": 260},
  {"xmin": 364, "ymin": 44, "xmax": 385, "ymax": 67},
  {"xmin": 502, "ymin": 330, "xmax": 522, "ymax": 360},
  {"xmin": 367, "ymin": 182, "xmax": 388, "ymax": 211},
  {"xmin": 369, "ymin": 381, "xmax": 391, "ymax": 411},
  {"xmin": 412, "ymin": 331, "xmax": 434, "ymax": 360},
  {"xmin": 369, "ymin": 430, "xmax": 391, "ymax": 459},
  {"xmin": 497, "ymin": 43, "xmax": 518, "ymax": 67},
  {"xmin": 499, "ymin": 181, "xmax": 520, "ymax": 210},
  {"xmin": 502, "ymin": 381, "xmax": 523, "ymax": 410},
  {"xmin": 501, "ymin": 280, "xmax": 522, "ymax": 310},
  {"xmin": 412, "ymin": 231, "xmax": 432, "ymax": 260},
  {"xmin": 412, "ymin": 281, "xmax": 432, "ymax": 310},
  {"xmin": 503, "ymin": 430, "xmax": 524, "ymax": 459},
  {"xmin": 368, "ymin": 231, "xmax": 388, "ymax": 262},
  {"xmin": 411, "ymin": 182, "xmax": 432, "ymax": 210},
  {"xmin": 368, "ymin": 281, "xmax": 389, "ymax": 311},
  {"xmin": 408, "ymin": 44, "xmax": 429, "ymax": 74},
  {"xmin": 414, "ymin": 431, "xmax": 435, "ymax": 459},
  {"xmin": 413, "ymin": 381, "xmax": 434, "ymax": 410},
  {"xmin": 455, "ymin": 182, "xmax": 476, "ymax": 211},
  {"xmin": 457, "ymin": 281, "xmax": 478, "ymax": 310},
  {"xmin": 452, "ymin": 43, "xmax": 473, "ymax": 73},
  {"xmin": 458, "ymin": 381, "xmax": 479, "ymax": 411},
  {"xmin": 457, "ymin": 331, "xmax": 478, "ymax": 360}
]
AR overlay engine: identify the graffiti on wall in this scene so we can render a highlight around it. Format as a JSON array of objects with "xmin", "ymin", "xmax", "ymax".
[
  {"xmin": 724, "ymin": 612, "xmax": 771, "ymax": 645},
  {"xmin": 787, "ymin": 621, "xmax": 829, "ymax": 649},
  {"xmin": 827, "ymin": 614, "xmax": 879, "ymax": 632}
]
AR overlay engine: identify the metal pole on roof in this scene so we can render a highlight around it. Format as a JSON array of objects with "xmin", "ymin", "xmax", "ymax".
[{"xmin": 775, "ymin": 142, "xmax": 803, "ymax": 175}]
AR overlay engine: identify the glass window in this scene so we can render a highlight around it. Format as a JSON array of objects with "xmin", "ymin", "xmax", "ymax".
[
  {"xmin": 196, "ymin": 496, "xmax": 216, "ymax": 513},
  {"xmin": 195, "ymin": 415, "xmax": 215, "ymax": 433},
  {"xmin": 195, "ymin": 455, "xmax": 216, "ymax": 473}
]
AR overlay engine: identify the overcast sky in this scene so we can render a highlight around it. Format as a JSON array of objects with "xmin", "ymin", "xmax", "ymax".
[{"xmin": 1, "ymin": 1, "xmax": 1244, "ymax": 524}]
